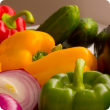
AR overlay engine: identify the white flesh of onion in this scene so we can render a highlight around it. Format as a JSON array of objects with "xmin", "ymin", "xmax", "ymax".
[{"xmin": 0, "ymin": 70, "xmax": 41, "ymax": 110}]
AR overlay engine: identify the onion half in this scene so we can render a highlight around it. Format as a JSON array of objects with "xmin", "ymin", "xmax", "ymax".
[
  {"xmin": 0, "ymin": 69, "xmax": 41, "ymax": 110},
  {"xmin": 0, "ymin": 93, "xmax": 22, "ymax": 110}
]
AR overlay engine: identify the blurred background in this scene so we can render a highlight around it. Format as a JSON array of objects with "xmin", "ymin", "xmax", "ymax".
[{"xmin": 1, "ymin": 0, "xmax": 110, "ymax": 27}]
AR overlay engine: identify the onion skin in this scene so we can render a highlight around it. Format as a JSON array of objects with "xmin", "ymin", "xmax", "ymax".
[
  {"xmin": 0, "ymin": 69, "xmax": 41, "ymax": 110},
  {"xmin": 0, "ymin": 93, "xmax": 22, "ymax": 110}
]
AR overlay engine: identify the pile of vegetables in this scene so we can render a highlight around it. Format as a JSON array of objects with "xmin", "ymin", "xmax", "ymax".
[{"xmin": 0, "ymin": 4, "xmax": 110, "ymax": 110}]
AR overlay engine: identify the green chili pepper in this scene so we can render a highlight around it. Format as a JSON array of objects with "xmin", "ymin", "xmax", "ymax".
[{"xmin": 38, "ymin": 58, "xmax": 110, "ymax": 110}]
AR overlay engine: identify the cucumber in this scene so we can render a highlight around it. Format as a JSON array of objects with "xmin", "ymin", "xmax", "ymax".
[
  {"xmin": 36, "ymin": 5, "xmax": 80, "ymax": 45},
  {"xmin": 94, "ymin": 25, "xmax": 110, "ymax": 59},
  {"xmin": 67, "ymin": 17, "xmax": 98, "ymax": 48}
]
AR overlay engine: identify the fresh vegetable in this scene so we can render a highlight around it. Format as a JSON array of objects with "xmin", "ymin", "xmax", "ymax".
[
  {"xmin": 63, "ymin": 18, "xmax": 98, "ymax": 48},
  {"xmin": 0, "ymin": 5, "xmax": 34, "ymax": 43},
  {"xmin": 36, "ymin": 5, "xmax": 80, "ymax": 45},
  {"xmin": 38, "ymin": 58, "xmax": 110, "ymax": 110},
  {"xmin": 0, "ymin": 30, "xmax": 55, "ymax": 71},
  {"xmin": 103, "ymin": 91, "xmax": 110, "ymax": 110},
  {"xmin": 25, "ymin": 46, "xmax": 98, "ymax": 86},
  {"xmin": 0, "ymin": 93, "xmax": 22, "ymax": 110},
  {"xmin": 94, "ymin": 25, "xmax": 110, "ymax": 74},
  {"xmin": 0, "ymin": 69, "xmax": 41, "ymax": 110},
  {"xmin": 94, "ymin": 25, "xmax": 110, "ymax": 59}
]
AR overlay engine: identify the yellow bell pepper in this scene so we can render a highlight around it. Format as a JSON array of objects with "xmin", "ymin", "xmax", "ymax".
[
  {"xmin": 25, "ymin": 46, "xmax": 98, "ymax": 86},
  {"xmin": 0, "ymin": 30, "xmax": 55, "ymax": 71}
]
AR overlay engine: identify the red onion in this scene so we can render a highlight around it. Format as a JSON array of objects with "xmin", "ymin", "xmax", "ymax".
[
  {"xmin": 0, "ymin": 69, "xmax": 41, "ymax": 110},
  {"xmin": 0, "ymin": 93, "xmax": 22, "ymax": 110}
]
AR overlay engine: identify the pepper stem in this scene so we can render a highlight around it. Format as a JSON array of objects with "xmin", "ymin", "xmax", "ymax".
[
  {"xmin": 73, "ymin": 58, "xmax": 85, "ymax": 91},
  {"xmin": 32, "ymin": 51, "xmax": 48, "ymax": 61},
  {"xmin": 2, "ymin": 10, "xmax": 34, "ymax": 29},
  {"xmin": 51, "ymin": 44, "xmax": 62, "ymax": 52}
]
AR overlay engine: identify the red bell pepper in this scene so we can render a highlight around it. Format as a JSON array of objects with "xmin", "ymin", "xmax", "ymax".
[{"xmin": 0, "ymin": 5, "xmax": 34, "ymax": 43}]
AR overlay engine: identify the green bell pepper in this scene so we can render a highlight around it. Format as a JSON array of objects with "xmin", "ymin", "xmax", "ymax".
[{"xmin": 38, "ymin": 58, "xmax": 110, "ymax": 110}]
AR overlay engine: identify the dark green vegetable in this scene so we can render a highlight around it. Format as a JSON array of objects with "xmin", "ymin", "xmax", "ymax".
[
  {"xmin": 64, "ymin": 18, "xmax": 98, "ymax": 48},
  {"xmin": 94, "ymin": 25, "xmax": 110, "ymax": 59},
  {"xmin": 36, "ymin": 5, "xmax": 80, "ymax": 45}
]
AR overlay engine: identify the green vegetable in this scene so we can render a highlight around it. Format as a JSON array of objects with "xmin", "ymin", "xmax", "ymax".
[
  {"xmin": 94, "ymin": 25, "xmax": 110, "ymax": 74},
  {"xmin": 65, "ymin": 17, "xmax": 98, "ymax": 48},
  {"xmin": 38, "ymin": 58, "xmax": 110, "ymax": 110},
  {"xmin": 104, "ymin": 91, "xmax": 110, "ymax": 110},
  {"xmin": 36, "ymin": 5, "xmax": 80, "ymax": 45},
  {"xmin": 94, "ymin": 25, "xmax": 110, "ymax": 59}
]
